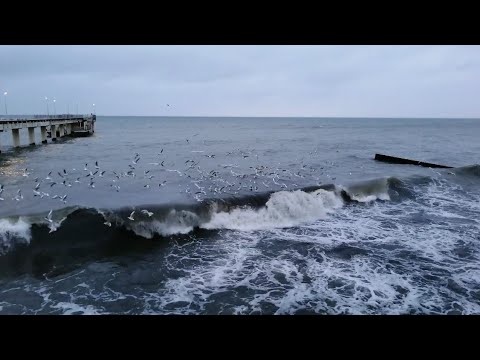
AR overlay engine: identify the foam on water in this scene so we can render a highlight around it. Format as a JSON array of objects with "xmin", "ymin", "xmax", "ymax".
[
  {"xmin": 50, "ymin": 302, "xmax": 103, "ymax": 315},
  {"xmin": 131, "ymin": 177, "xmax": 480, "ymax": 314}
]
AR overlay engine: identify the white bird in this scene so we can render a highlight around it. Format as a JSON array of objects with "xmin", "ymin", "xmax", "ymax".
[
  {"xmin": 44, "ymin": 209, "xmax": 53, "ymax": 223},
  {"xmin": 13, "ymin": 189, "xmax": 23, "ymax": 201},
  {"xmin": 141, "ymin": 209, "xmax": 154, "ymax": 217},
  {"xmin": 33, "ymin": 190, "xmax": 42, "ymax": 197},
  {"xmin": 128, "ymin": 211, "xmax": 135, "ymax": 221},
  {"xmin": 103, "ymin": 221, "xmax": 112, "ymax": 227}
]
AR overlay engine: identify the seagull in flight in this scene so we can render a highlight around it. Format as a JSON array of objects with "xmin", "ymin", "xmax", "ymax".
[
  {"xmin": 44, "ymin": 209, "xmax": 53, "ymax": 223},
  {"xmin": 141, "ymin": 209, "xmax": 154, "ymax": 217}
]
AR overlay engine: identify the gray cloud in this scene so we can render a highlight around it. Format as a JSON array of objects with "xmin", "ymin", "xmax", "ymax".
[{"xmin": 0, "ymin": 45, "xmax": 479, "ymax": 117}]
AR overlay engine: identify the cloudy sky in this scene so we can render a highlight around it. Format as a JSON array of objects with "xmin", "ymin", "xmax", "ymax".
[{"xmin": 0, "ymin": 45, "xmax": 479, "ymax": 117}]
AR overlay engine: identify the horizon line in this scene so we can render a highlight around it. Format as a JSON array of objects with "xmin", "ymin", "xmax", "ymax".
[
  {"xmin": 2, "ymin": 114, "xmax": 480, "ymax": 120},
  {"xmin": 94, "ymin": 115, "xmax": 480, "ymax": 120}
]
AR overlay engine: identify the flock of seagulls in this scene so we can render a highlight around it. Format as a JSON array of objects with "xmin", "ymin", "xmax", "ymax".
[{"xmin": 0, "ymin": 140, "xmax": 335, "ymax": 233}]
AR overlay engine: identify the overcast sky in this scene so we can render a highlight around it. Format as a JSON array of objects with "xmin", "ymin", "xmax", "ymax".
[{"xmin": 0, "ymin": 45, "xmax": 479, "ymax": 117}]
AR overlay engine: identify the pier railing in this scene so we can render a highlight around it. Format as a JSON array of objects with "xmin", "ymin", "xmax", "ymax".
[{"xmin": 0, "ymin": 114, "xmax": 91, "ymax": 122}]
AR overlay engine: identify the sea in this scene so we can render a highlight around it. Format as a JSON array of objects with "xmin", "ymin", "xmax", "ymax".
[{"xmin": 0, "ymin": 116, "xmax": 479, "ymax": 314}]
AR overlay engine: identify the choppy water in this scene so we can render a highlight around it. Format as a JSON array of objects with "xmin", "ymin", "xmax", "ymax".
[{"xmin": 0, "ymin": 117, "xmax": 479, "ymax": 314}]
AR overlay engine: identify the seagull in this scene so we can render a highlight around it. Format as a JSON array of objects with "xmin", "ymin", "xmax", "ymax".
[
  {"xmin": 75, "ymin": 177, "xmax": 81, "ymax": 183},
  {"xmin": 144, "ymin": 184, "xmax": 150, "ymax": 189},
  {"xmin": 89, "ymin": 179, "xmax": 95, "ymax": 188},
  {"xmin": 60, "ymin": 194, "xmax": 67, "ymax": 203},
  {"xmin": 84, "ymin": 163, "xmax": 88, "ymax": 171},
  {"xmin": 35, "ymin": 182, "xmax": 41, "ymax": 190},
  {"xmin": 95, "ymin": 161, "xmax": 99, "ymax": 169},
  {"xmin": 141, "ymin": 209, "xmax": 154, "ymax": 217},
  {"xmin": 128, "ymin": 211, "xmax": 135, "ymax": 221},
  {"xmin": 161, "ymin": 161, "xmax": 164, "ymax": 167},
  {"xmin": 103, "ymin": 221, "xmax": 112, "ymax": 227},
  {"xmin": 99, "ymin": 171, "xmax": 106, "ymax": 177},
  {"xmin": 166, "ymin": 169, "xmax": 182, "ymax": 176},
  {"xmin": 44, "ymin": 210, "xmax": 53, "ymax": 223},
  {"xmin": 33, "ymin": 190, "xmax": 42, "ymax": 197}
]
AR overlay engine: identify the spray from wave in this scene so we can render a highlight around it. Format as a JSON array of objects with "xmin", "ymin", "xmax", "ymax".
[
  {"xmin": 0, "ymin": 218, "xmax": 32, "ymax": 255},
  {"xmin": 203, "ymin": 189, "xmax": 343, "ymax": 231}
]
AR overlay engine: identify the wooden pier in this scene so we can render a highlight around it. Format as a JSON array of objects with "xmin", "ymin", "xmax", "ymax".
[{"xmin": 0, "ymin": 114, "xmax": 95, "ymax": 152}]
